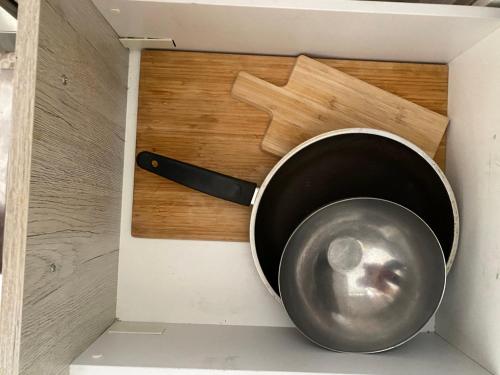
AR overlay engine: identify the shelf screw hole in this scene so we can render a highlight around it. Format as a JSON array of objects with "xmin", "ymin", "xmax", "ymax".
[
  {"xmin": 49, "ymin": 264, "xmax": 56, "ymax": 273},
  {"xmin": 61, "ymin": 74, "xmax": 68, "ymax": 86}
]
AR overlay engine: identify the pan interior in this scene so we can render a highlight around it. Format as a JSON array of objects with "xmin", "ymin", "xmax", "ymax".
[
  {"xmin": 254, "ymin": 133, "xmax": 454, "ymax": 296},
  {"xmin": 279, "ymin": 198, "xmax": 446, "ymax": 352}
]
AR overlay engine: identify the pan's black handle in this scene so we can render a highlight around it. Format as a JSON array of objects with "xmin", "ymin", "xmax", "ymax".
[{"xmin": 136, "ymin": 151, "xmax": 257, "ymax": 206}]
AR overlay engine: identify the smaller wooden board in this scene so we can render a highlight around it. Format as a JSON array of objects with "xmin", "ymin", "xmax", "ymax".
[
  {"xmin": 133, "ymin": 51, "xmax": 448, "ymax": 241},
  {"xmin": 232, "ymin": 55, "xmax": 449, "ymax": 159}
]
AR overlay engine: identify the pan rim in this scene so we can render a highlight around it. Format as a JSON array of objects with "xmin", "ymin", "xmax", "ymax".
[
  {"xmin": 277, "ymin": 197, "xmax": 447, "ymax": 354},
  {"xmin": 249, "ymin": 128, "xmax": 459, "ymax": 302}
]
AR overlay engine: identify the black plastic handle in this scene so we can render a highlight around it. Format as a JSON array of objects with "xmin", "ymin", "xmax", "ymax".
[{"xmin": 136, "ymin": 151, "xmax": 257, "ymax": 206}]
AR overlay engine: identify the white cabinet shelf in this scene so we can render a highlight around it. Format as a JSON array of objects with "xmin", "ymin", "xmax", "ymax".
[
  {"xmin": 71, "ymin": 322, "xmax": 489, "ymax": 375},
  {"xmin": 3, "ymin": 1, "xmax": 500, "ymax": 374}
]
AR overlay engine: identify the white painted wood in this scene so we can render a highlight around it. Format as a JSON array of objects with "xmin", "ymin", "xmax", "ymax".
[
  {"xmin": 0, "ymin": 57, "xmax": 14, "ymax": 268},
  {"xmin": 0, "ymin": 7, "xmax": 17, "ymax": 33},
  {"xmin": 436, "ymin": 27, "xmax": 500, "ymax": 375},
  {"xmin": 70, "ymin": 322, "xmax": 489, "ymax": 375},
  {"xmin": 108, "ymin": 321, "xmax": 167, "ymax": 335},
  {"xmin": 0, "ymin": 54, "xmax": 15, "ymax": 307},
  {"xmin": 119, "ymin": 38, "xmax": 175, "ymax": 49},
  {"xmin": 117, "ymin": 239, "xmax": 295, "ymax": 326},
  {"xmin": 92, "ymin": 0, "xmax": 500, "ymax": 63}
]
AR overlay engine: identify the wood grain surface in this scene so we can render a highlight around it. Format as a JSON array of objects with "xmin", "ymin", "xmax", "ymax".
[
  {"xmin": 0, "ymin": 1, "xmax": 40, "ymax": 373},
  {"xmin": 133, "ymin": 51, "xmax": 448, "ymax": 241},
  {"xmin": 232, "ymin": 55, "xmax": 448, "ymax": 158},
  {"xmin": 0, "ymin": 1, "xmax": 128, "ymax": 374}
]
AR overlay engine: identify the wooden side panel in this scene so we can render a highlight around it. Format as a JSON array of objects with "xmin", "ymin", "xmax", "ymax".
[
  {"xmin": 0, "ymin": 1, "xmax": 41, "ymax": 373},
  {"xmin": 0, "ymin": 1, "xmax": 128, "ymax": 375}
]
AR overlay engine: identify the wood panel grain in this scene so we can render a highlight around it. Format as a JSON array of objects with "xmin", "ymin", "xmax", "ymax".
[
  {"xmin": 0, "ymin": 1, "xmax": 128, "ymax": 374},
  {"xmin": 133, "ymin": 51, "xmax": 448, "ymax": 241},
  {"xmin": 0, "ymin": 1, "xmax": 40, "ymax": 373},
  {"xmin": 232, "ymin": 55, "xmax": 448, "ymax": 158}
]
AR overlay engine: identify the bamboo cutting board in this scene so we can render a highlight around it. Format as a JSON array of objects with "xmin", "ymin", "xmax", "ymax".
[
  {"xmin": 133, "ymin": 51, "xmax": 448, "ymax": 241},
  {"xmin": 232, "ymin": 55, "xmax": 449, "ymax": 158}
]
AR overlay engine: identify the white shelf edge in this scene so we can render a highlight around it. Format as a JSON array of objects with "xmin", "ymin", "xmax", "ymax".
[
  {"xmin": 94, "ymin": 0, "xmax": 500, "ymax": 63},
  {"xmin": 71, "ymin": 322, "xmax": 490, "ymax": 375},
  {"xmin": 99, "ymin": 0, "xmax": 500, "ymax": 18}
]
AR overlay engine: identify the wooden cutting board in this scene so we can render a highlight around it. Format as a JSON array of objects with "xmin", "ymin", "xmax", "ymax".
[
  {"xmin": 232, "ymin": 55, "xmax": 449, "ymax": 158},
  {"xmin": 133, "ymin": 51, "xmax": 448, "ymax": 241}
]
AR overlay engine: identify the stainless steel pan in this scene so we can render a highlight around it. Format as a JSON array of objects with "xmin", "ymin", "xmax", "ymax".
[
  {"xmin": 279, "ymin": 197, "xmax": 446, "ymax": 352},
  {"xmin": 137, "ymin": 128, "xmax": 459, "ymax": 300}
]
